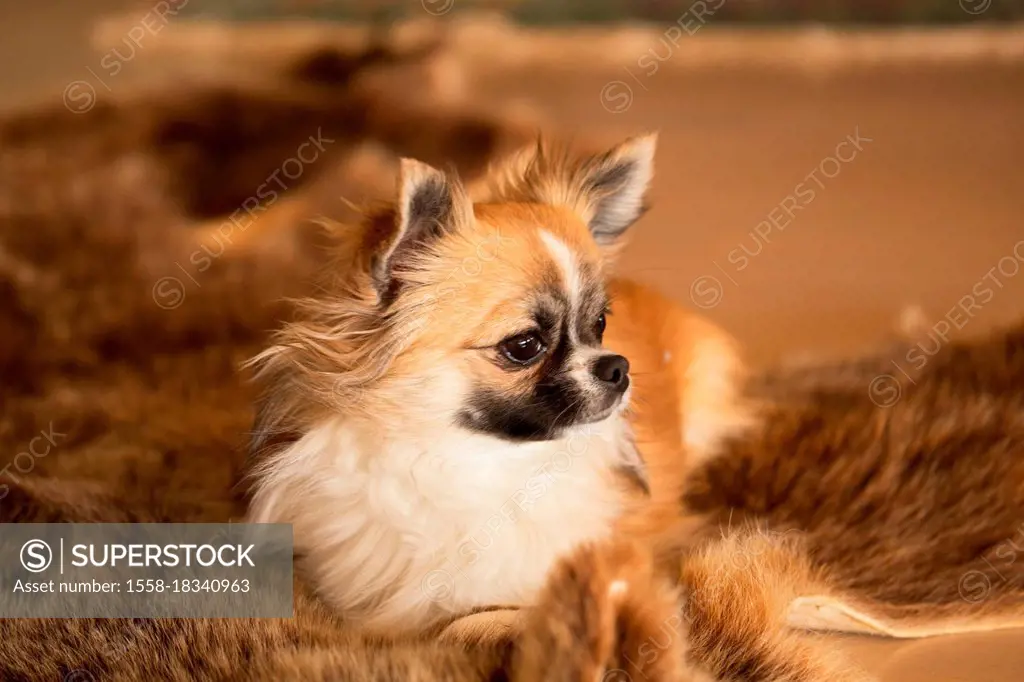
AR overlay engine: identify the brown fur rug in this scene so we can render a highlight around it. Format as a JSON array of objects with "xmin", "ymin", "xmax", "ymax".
[{"xmin": 0, "ymin": 49, "xmax": 1021, "ymax": 682}]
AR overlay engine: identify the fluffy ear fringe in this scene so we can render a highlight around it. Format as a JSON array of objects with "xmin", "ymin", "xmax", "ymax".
[{"xmin": 483, "ymin": 133, "xmax": 657, "ymax": 246}]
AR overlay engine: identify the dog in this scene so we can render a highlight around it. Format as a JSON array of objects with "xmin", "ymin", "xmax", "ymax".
[{"xmin": 245, "ymin": 133, "xmax": 753, "ymax": 638}]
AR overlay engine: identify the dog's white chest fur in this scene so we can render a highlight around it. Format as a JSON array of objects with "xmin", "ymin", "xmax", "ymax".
[{"xmin": 248, "ymin": 414, "xmax": 628, "ymax": 632}]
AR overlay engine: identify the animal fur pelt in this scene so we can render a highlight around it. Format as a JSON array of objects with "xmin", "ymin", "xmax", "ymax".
[
  {"xmin": 0, "ymin": 56, "xmax": 1021, "ymax": 681},
  {"xmin": 684, "ymin": 325, "xmax": 1024, "ymax": 639}
]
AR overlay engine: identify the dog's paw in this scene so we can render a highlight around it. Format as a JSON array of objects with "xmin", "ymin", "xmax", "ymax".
[
  {"xmin": 512, "ymin": 541, "xmax": 698, "ymax": 682},
  {"xmin": 437, "ymin": 607, "xmax": 523, "ymax": 646}
]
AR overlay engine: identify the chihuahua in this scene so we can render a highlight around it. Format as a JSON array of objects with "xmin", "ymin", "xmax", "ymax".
[{"xmin": 245, "ymin": 134, "xmax": 751, "ymax": 636}]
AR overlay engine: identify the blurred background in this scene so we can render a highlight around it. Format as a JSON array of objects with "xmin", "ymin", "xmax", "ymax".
[{"xmin": 2, "ymin": 0, "xmax": 1023, "ymax": 367}]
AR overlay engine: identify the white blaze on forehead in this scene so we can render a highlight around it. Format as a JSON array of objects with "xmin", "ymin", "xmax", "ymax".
[{"xmin": 539, "ymin": 229, "xmax": 582, "ymax": 309}]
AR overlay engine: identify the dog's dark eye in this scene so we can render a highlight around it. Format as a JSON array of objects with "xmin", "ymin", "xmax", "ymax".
[
  {"xmin": 499, "ymin": 332, "xmax": 547, "ymax": 365},
  {"xmin": 595, "ymin": 313, "xmax": 607, "ymax": 339}
]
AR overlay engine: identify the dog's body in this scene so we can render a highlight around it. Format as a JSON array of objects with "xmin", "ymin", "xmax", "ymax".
[{"xmin": 245, "ymin": 134, "xmax": 752, "ymax": 635}]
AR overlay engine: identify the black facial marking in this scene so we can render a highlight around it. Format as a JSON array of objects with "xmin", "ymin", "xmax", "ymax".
[
  {"xmin": 573, "ymin": 265, "xmax": 610, "ymax": 346},
  {"xmin": 461, "ymin": 302, "xmax": 586, "ymax": 441},
  {"xmin": 457, "ymin": 381, "xmax": 585, "ymax": 442},
  {"xmin": 459, "ymin": 282, "xmax": 626, "ymax": 442},
  {"xmin": 533, "ymin": 305, "xmax": 560, "ymax": 340}
]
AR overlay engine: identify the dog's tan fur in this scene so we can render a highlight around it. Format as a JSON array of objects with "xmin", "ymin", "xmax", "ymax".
[
  {"xmin": 242, "ymin": 131, "xmax": 756, "ymax": 637},
  {"xmin": 1, "ymin": 46, "xmax": 1021, "ymax": 681}
]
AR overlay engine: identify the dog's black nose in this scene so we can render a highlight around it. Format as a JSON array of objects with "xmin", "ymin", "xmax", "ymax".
[{"xmin": 592, "ymin": 354, "xmax": 630, "ymax": 392}]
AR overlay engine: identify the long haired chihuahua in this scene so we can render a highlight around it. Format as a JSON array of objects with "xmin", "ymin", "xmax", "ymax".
[{"xmin": 246, "ymin": 134, "xmax": 751, "ymax": 635}]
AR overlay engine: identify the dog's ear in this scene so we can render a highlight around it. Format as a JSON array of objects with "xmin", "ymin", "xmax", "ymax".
[
  {"xmin": 370, "ymin": 158, "xmax": 470, "ymax": 305},
  {"xmin": 486, "ymin": 133, "xmax": 656, "ymax": 249},
  {"xmin": 575, "ymin": 134, "xmax": 656, "ymax": 245}
]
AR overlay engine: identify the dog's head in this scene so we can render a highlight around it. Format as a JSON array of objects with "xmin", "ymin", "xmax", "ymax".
[{"xmin": 253, "ymin": 134, "xmax": 656, "ymax": 446}]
